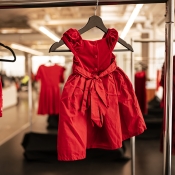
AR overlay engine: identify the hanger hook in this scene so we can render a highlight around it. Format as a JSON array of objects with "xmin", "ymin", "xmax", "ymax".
[{"xmin": 94, "ymin": 0, "xmax": 99, "ymax": 15}]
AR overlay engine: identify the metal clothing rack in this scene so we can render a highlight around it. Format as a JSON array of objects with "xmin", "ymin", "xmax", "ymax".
[
  {"xmin": 1, "ymin": 1, "xmax": 173, "ymax": 175},
  {"xmin": 131, "ymin": 26, "xmax": 174, "ymax": 175},
  {"xmin": 26, "ymin": 54, "xmax": 33, "ymax": 132},
  {"xmin": 0, "ymin": 0, "xmax": 168, "ymax": 8}
]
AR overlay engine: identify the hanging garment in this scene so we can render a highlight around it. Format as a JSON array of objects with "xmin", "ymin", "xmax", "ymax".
[
  {"xmin": 160, "ymin": 63, "xmax": 165, "ymax": 108},
  {"xmin": 35, "ymin": 64, "xmax": 65, "ymax": 115},
  {"xmin": 135, "ymin": 71, "xmax": 147, "ymax": 114},
  {"xmin": 160, "ymin": 56, "xmax": 175, "ymax": 154},
  {"xmin": 58, "ymin": 28, "xmax": 146, "ymax": 161},
  {"xmin": 156, "ymin": 70, "xmax": 162, "ymax": 91}
]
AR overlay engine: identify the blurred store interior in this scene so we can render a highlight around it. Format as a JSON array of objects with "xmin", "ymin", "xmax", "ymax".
[{"xmin": 0, "ymin": 2, "xmax": 174, "ymax": 175}]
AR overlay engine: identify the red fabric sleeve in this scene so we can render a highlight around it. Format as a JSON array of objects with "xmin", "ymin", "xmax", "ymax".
[
  {"xmin": 62, "ymin": 28, "xmax": 82, "ymax": 55},
  {"xmin": 106, "ymin": 28, "xmax": 119, "ymax": 51}
]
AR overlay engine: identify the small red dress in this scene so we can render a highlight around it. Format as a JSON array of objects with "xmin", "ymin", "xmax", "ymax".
[
  {"xmin": 58, "ymin": 28, "xmax": 146, "ymax": 161},
  {"xmin": 35, "ymin": 64, "xmax": 65, "ymax": 115}
]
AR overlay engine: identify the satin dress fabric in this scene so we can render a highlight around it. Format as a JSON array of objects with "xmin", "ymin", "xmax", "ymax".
[
  {"xmin": 58, "ymin": 28, "xmax": 146, "ymax": 161},
  {"xmin": 35, "ymin": 64, "xmax": 65, "ymax": 115}
]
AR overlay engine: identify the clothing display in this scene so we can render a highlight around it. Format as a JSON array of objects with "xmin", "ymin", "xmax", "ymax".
[
  {"xmin": 35, "ymin": 64, "xmax": 65, "ymax": 115},
  {"xmin": 160, "ymin": 56, "xmax": 175, "ymax": 154},
  {"xmin": 135, "ymin": 71, "xmax": 147, "ymax": 114},
  {"xmin": 58, "ymin": 28, "xmax": 146, "ymax": 161},
  {"xmin": 156, "ymin": 70, "xmax": 161, "ymax": 91}
]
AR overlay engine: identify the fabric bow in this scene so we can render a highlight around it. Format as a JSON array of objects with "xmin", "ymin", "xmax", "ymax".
[{"xmin": 73, "ymin": 61, "xmax": 117, "ymax": 127}]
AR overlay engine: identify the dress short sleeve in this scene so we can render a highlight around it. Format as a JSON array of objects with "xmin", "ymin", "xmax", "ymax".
[
  {"xmin": 106, "ymin": 29, "xmax": 119, "ymax": 51},
  {"xmin": 35, "ymin": 65, "xmax": 42, "ymax": 81},
  {"xmin": 62, "ymin": 28, "xmax": 82, "ymax": 55}
]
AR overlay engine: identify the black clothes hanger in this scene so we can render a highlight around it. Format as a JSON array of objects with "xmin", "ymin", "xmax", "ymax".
[
  {"xmin": 44, "ymin": 59, "xmax": 55, "ymax": 66},
  {"xmin": 49, "ymin": 15, "xmax": 134, "ymax": 53},
  {"xmin": 0, "ymin": 43, "xmax": 16, "ymax": 62},
  {"xmin": 49, "ymin": 0, "xmax": 133, "ymax": 53}
]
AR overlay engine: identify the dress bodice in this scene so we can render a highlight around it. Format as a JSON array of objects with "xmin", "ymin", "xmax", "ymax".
[{"xmin": 62, "ymin": 28, "xmax": 118, "ymax": 74}]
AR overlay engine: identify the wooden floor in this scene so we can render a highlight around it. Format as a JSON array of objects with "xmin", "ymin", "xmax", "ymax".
[
  {"xmin": 0, "ymin": 91, "xmax": 175, "ymax": 175},
  {"xmin": 0, "ymin": 91, "xmax": 52, "ymax": 146}
]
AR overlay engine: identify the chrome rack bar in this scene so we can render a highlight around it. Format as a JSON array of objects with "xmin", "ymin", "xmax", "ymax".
[
  {"xmin": 163, "ymin": 0, "xmax": 174, "ymax": 175},
  {"xmin": 26, "ymin": 53, "xmax": 33, "ymax": 132},
  {"xmin": 134, "ymin": 39, "xmax": 175, "ymax": 43},
  {"xmin": 130, "ymin": 38, "xmax": 135, "ymax": 175},
  {"xmin": 0, "ymin": 0, "xmax": 167, "ymax": 9}
]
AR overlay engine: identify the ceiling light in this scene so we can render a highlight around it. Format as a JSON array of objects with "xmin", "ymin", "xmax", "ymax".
[
  {"xmin": 120, "ymin": 4, "xmax": 143, "ymax": 39},
  {"xmin": 39, "ymin": 26, "xmax": 60, "ymax": 42},
  {"xmin": 0, "ymin": 28, "xmax": 33, "ymax": 34},
  {"xmin": 11, "ymin": 43, "xmax": 44, "ymax": 56}
]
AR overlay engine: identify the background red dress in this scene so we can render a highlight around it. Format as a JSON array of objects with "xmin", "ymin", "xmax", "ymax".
[
  {"xmin": 135, "ymin": 71, "xmax": 147, "ymax": 114},
  {"xmin": 35, "ymin": 64, "xmax": 65, "ymax": 115}
]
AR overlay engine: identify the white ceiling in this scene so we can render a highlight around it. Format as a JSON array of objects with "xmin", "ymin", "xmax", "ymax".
[{"xmin": 0, "ymin": 3, "xmax": 167, "ymax": 55}]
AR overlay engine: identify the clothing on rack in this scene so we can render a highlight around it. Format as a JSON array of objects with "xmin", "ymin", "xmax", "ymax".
[
  {"xmin": 135, "ymin": 71, "xmax": 147, "ymax": 114},
  {"xmin": 156, "ymin": 70, "xmax": 161, "ymax": 91},
  {"xmin": 35, "ymin": 64, "xmax": 65, "ymax": 115},
  {"xmin": 57, "ymin": 28, "xmax": 146, "ymax": 161},
  {"xmin": 160, "ymin": 56, "xmax": 175, "ymax": 154}
]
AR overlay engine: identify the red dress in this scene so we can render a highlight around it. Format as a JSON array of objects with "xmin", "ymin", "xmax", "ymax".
[
  {"xmin": 135, "ymin": 71, "xmax": 147, "ymax": 114},
  {"xmin": 35, "ymin": 64, "xmax": 65, "ymax": 115},
  {"xmin": 58, "ymin": 28, "xmax": 146, "ymax": 161}
]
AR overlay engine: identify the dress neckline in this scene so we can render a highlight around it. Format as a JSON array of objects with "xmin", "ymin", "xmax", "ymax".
[
  {"xmin": 43, "ymin": 63, "xmax": 56, "ymax": 67},
  {"xmin": 74, "ymin": 28, "xmax": 110, "ymax": 42}
]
